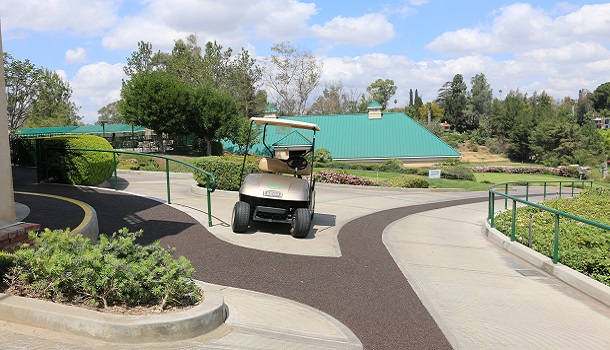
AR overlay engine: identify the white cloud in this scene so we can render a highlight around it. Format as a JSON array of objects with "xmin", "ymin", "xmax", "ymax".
[
  {"xmin": 0, "ymin": 0, "xmax": 121, "ymax": 35},
  {"xmin": 65, "ymin": 48, "xmax": 89, "ymax": 64},
  {"xmin": 427, "ymin": 3, "xmax": 610, "ymax": 56},
  {"xmin": 312, "ymin": 14, "xmax": 395, "ymax": 47},
  {"xmin": 102, "ymin": 0, "xmax": 318, "ymax": 52},
  {"xmin": 69, "ymin": 62, "xmax": 126, "ymax": 124}
]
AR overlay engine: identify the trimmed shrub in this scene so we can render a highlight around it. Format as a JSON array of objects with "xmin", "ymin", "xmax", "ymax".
[
  {"xmin": 379, "ymin": 159, "xmax": 404, "ymax": 173},
  {"xmin": 45, "ymin": 135, "xmax": 114, "ymax": 186},
  {"xmin": 4, "ymin": 228, "xmax": 200, "ymax": 310},
  {"xmin": 381, "ymin": 175, "xmax": 429, "ymax": 188},
  {"xmin": 441, "ymin": 165, "xmax": 476, "ymax": 181},
  {"xmin": 193, "ymin": 156, "xmax": 260, "ymax": 191},
  {"xmin": 10, "ymin": 137, "xmax": 37, "ymax": 166}
]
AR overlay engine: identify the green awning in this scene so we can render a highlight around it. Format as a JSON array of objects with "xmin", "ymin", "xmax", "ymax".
[{"xmin": 14, "ymin": 126, "xmax": 78, "ymax": 136}]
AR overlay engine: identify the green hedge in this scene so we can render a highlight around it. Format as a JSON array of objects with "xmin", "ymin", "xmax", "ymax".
[
  {"xmin": 193, "ymin": 156, "xmax": 260, "ymax": 191},
  {"xmin": 440, "ymin": 165, "xmax": 476, "ymax": 181},
  {"xmin": 45, "ymin": 135, "xmax": 114, "ymax": 186}
]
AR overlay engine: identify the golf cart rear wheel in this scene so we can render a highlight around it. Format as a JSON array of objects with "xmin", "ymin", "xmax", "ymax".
[
  {"xmin": 232, "ymin": 201, "xmax": 250, "ymax": 233},
  {"xmin": 291, "ymin": 208, "xmax": 311, "ymax": 238}
]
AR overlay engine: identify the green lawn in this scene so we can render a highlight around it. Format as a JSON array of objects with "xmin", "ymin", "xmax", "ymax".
[{"xmin": 315, "ymin": 167, "xmax": 580, "ymax": 191}]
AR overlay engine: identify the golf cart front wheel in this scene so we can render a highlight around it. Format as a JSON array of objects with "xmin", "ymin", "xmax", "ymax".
[
  {"xmin": 232, "ymin": 201, "xmax": 250, "ymax": 233},
  {"xmin": 291, "ymin": 208, "xmax": 311, "ymax": 238}
]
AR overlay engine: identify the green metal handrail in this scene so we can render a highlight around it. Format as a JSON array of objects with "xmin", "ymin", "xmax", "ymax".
[
  {"xmin": 488, "ymin": 180, "xmax": 610, "ymax": 264},
  {"xmin": 65, "ymin": 148, "xmax": 216, "ymax": 227}
]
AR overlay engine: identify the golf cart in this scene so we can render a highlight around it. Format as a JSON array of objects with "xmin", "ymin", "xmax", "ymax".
[{"xmin": 231, "ymin": 117, "xmax": 320, "ymax": 238}]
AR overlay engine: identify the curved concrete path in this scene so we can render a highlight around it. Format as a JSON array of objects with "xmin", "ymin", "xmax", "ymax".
[{"xmin": 6, "ymin": 167, "xmax": 610, "ymax": 349}]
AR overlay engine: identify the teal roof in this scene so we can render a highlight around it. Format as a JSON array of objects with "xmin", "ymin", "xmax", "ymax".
[
  {"xmin": 368, "ymin": 101, "xmax": 382, "ymax": 108},
  {"xmin": 225, "ymin": 113, "xmax": 460, "ymax": 161},
  {"xmin": 15, "ymin": 126, "xmax": 78, "ymax": 136},
  {"xmin": 15, "ymin": 124, "xmax": 147, "ymax": 136},
  {"xmin": 71, "ymin": 124, "xmax": 146, "ymax": 134}
]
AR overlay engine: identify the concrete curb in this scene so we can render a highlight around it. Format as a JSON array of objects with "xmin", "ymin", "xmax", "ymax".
[
  {"xmin": 483, "ymin": 220, "xmax": 610, "ymax": 307},
  {"xmin": 0, "ymin": 280, "xmax": 226, "ymax": 343}
]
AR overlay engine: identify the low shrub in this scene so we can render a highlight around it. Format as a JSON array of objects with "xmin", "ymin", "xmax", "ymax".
[
  {"xmin": 3, "ymin": 228, "xmax": 200, "ymax": 310},
  {"xmin": 494, "ymin": 188, "xmax": 610, "ymax": 286},
  {"xmin": 381, "ymin": 175, "xmax": 429, "ymax": 188},
  {"xmin": 441, "ymin": 165, "xmax": 476, "ymax": 181},
  {"xmin": 44, "ymin": 135, "xmax": 114, "ymax": 186},
  {"xmin": 471, "ymin": 165, "xmax": 585, "ymax": 179},
  {"xmin": 312, "ymin": 148, "xmax": 333, "ymax": 164},
  {"xmin": 379, "ymin": 159, "xmax": 404, "ymax": 173},
  {"xmin": 193, "ymin": 156, "xmax": 260, "ymax": 191},
  {"xmin": 313, "ymin": 170, "xmax": 378, "ymax": 186}
]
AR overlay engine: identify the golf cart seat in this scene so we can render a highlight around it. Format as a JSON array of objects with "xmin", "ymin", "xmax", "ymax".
[{"xmin": 258, "ymin": 157, "xmax": 311, "ymax": 176}]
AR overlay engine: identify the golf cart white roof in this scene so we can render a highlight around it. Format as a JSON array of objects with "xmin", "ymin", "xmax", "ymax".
[{"xmin": 250, "ymin": 117, "xmax": 320, "ymax": 131}]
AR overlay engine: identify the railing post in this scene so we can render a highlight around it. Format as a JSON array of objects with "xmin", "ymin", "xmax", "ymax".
[
  {"xmin": 113, "ymin": 152, "xmax": 118, "ymax": 190},
  {"xmin": 543, "ymin": 182, "xmax": 547, "ymax": 200},
  {"xmin": 207, "ymin": 176, "xmax": 213, "ymax": 227},
  {"xmin": 525, "ymin": 182, "xmax": 529, "ymax": 202},
  {"xmin": 166, "ymin": 158, "xmax": 171, "ymax": 204},
  {"xmin": 553, "ymin": 214, "xmax": 560, "ymax": 264},
  {"xmin": 559, "ymin": 182, "xmax": 562, "ymax": 198},
  {"xmin": 511, "ymin": 199, "xmax": 517, "ymax": 242},
  {"xmin": 571, "ymin": 181, "xmax": 575, "ymax": 197},
  {"xmin": 504, "ymin": 183, "xmax": 508, "ymax": 209},
  {"xmin": 489, "ymin": 191, "xmax": 496, "ymax": 228}
]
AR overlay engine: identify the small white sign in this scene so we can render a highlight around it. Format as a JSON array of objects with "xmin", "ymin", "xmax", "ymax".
[{"xmin": 428, "ymin": 169, "xmax": 441, "ymax": 179}]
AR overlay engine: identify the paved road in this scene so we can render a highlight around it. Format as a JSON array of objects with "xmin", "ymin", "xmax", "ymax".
[{"xmin": 10, "ymin": 167, "xmax": 610, "ymax": 349}]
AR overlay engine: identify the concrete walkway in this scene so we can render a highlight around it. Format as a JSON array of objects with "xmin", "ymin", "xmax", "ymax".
[{"xmin": 4, "ymin": 168, "xmax": 610, "ymax": 349}]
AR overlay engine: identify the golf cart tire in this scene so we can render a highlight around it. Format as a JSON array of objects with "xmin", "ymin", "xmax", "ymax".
[
  {"xmin": 232, "ymin": 201, "xmax": 250, "ymax": 233},
  {"xmin": 291, "ymin": 208, "xmax": 311, "ymax": 238}
]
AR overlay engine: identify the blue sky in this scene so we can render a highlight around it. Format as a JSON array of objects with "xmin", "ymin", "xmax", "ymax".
[{"xmin": 2, "ymin": 0, "xmax": 610, "ymax": 124}]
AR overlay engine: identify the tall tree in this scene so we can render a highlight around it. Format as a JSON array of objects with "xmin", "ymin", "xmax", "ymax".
[
  {"xmin": 97, "ymin": 101, "xmax": 123, "ymax": 124},
  {"xmin": 123, "ymin": 41, "xmax": 156, "ymax": 77},
  {"xmin": 591, "ymin": 82, "xmax": 610, "ymax": 118},
  {"xmin": 576, "ymin": 89, "xmax": 594, "ymax": 126},
  {"xmin": 229, "ymin": 48, "xmax": 263, "ymax": 118},
  {"xmin": 409, "ymin": 89, "xmax": 413, "ymax": 107},
  {"xmin": 465, "ymin": 73, "xmax": 492, "ymax": 130},
  {"xmin": 437, "ymin": 74, "xmax": 468, "ymax": 132},
  {"xmin": 26, "ymin": 69, "xmax": 81, "ymax": 127},
  {"xmin": 263, "ymin": 41, "xmax": 323, "ymax": 115},
  {"xmin": 4, "ymin": 53, "xmax": 79, "ymax": 129},
  {"xmin": 366, "ymin": 78, "xmax": 397, "ymax": 110}
]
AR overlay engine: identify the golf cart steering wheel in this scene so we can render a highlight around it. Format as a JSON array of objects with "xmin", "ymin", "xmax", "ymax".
[{"xmin": 286, "ymin": 156, "xmax": 308, "ymax": 171}]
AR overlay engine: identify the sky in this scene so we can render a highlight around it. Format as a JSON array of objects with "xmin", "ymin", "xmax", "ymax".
[{"xmin": 1, "ymin": 0, "xmax": 610, "ymax": 125}]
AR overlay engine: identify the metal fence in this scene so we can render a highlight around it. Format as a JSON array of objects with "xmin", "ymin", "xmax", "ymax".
[{"xmin": 487, "ymin": 180, "xmax": 610, "ymax": 264}]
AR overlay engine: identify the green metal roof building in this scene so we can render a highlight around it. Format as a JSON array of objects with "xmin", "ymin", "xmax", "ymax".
[{"xmin": 226, "ymin": 106, "xmax": 461, "ymax": 163}]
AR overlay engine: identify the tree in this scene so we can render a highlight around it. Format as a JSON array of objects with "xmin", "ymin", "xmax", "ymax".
[
  {"xmin": 307, "ymin": 81, "xmax": 361, "ymax": 115},
  {"xmin": 417, "ymin": 101, "xmax": 444, "ymax": 123},
  {"xmin": 4, "ymin": 53, "xmax": 79, "ymax": 129},
  {"xmin": 123, "ymin": 41, "xmax": 156, "ymax": 77},
  {"xmin": 229, "ymin": 48, "xmax": 264, "ymax": 118},
  {"xmin": 465, "ymin": 73, "xmax": 492, "ymax": 130},
  {"xmin": 189, "ymin": 84, "xmax": 243, "ymax": 155},
  {"xmin": 26, "ymin": 69, "xmax": 81, "ymax": 127},
  {"xmin": 366, "ymin": 78, "xmax": 397, "ymax": 110},
  {"xmin": 119, "ymin": 71, "xmax": 191, "ymax": 151},
  {"xmin": 263, "ymin": 41, "xmax": 323, "ymax": 115},
  {"xmin": 437, "ymin": 74, "xmax": 468, "ymax": 132},
  {"xmin": 591, "ymin": 82, "xmax": 610, "ymax": 118},
  {"xmin": 576, "ymin": 89, "xmax": 594, "ymax": 126},
  {"xmin": 97, "ymin": 101, "xmax": 123, "ymax": 124}
]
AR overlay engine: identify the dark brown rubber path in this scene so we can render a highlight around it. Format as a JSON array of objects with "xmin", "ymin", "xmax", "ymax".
[{"xmin": 13, "ymin": 166, "xmax": 487, "ymax": 349}]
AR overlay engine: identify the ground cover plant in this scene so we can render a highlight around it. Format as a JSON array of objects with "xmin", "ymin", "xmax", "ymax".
[
  {"xmin": 1, "ymin": 228, "xmax": 201, "ymax": 312},
  {"xmin": 493, "ymin": 188, "xmax": 610, "ymax": 286}
]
